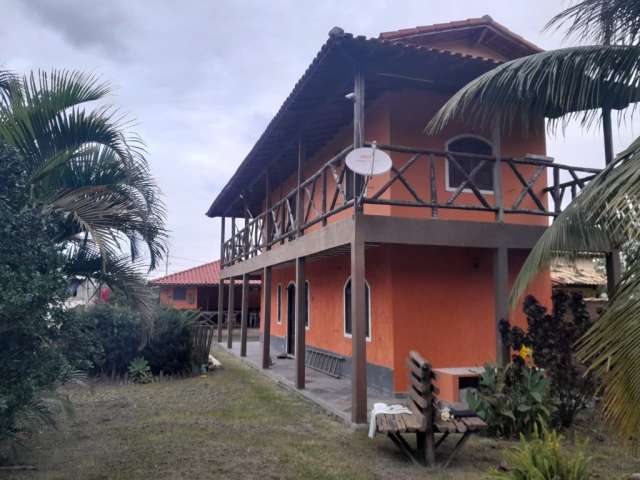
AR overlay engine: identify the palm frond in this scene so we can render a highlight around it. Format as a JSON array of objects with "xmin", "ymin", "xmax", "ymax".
[
  {"xmin": 576, "ymin": 268, "xmax": 640, "ymax": 438},
  {"xmin": 0, "ymin": 70, "xmax": 18, "ymax": 103},
  {"xmin": 0, "ymin": 69, "xmax": 167, "ymax": 271},
  {"xmin": 426, "ymin": 45, "xmax": 640, "ymax": 135},
  {"xmin": 44, "ymin": 145, "xmax": 167, "ymax": 270},
  {"xmin": 510, "ymin": 136, "xmax": 640, "ymax": 305},
  {"xmin": 509, "ymin": 135, "xmax": 640, "ymax": 438},
  {"xmin": 546, "ymin": 0, "xmax": 640, "ymax": 45},
  {"xmin": 64, "ymin": 244, "xmax": 157, "ymax": 342}
]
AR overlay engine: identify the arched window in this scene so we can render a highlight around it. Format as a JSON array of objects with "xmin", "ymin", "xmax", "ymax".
[
  {"xmin": 304, "ymin": 281, "xmax": 310, "ymax": 329},
  {"xmin": 343, "ymin": 278, "xmax": 371, "ymax": 340},
  {"xmin": 446, "ymin": 136, "xmax": 494, "ymax": 192}
]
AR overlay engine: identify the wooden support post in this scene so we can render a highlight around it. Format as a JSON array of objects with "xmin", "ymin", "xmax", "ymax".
[
  {"xmin": 220, "ymin": 216, "xmax": 226, "ymax": 266},
  {"xmin": 606, "ymin": 251, "xmax": 621, "ymax": 299},
  {"xmin": 603, "ymin": 108, "xmax": 622, "ymax": 296},
  {"xmin": 553, "ymin": 166, "xmax": 561, "ymax": 214},
  {"xmin": 353, "ymin": 70, "xmax": 365, "ymax": 213},
  {"xmin": 322, "ymin": 168, "xmax": 328, "ymax": 226},
  {"xmin": 217, "ymin": 280, "xmax": 225, "ymax": 343},
  {"xmin": 217, "ymin": 216, "xmax": 225, "ymax": 343},
  {"xmin": 295, "ymin": 257, "xmax": 306, "ymax": 389},
  {"xmin": 492, "ymin": 123, "xmax": 504, "ymax": 223},
  {"xmin": 351, "ymin": 216, "xmax": 367, "ymax": 423},
  {"xmin": 240, "ymin": 273, "xmax": 249, "ymax": 357},
  {"xmin": 603, "ymin": 108, "xmax": 614, "ymax": 166},
  {"xmin": 243, "ymin": 200, "xmax": 250, "ymax": 260},
  {"xmin": 227, "ymin": 277, "xmax": 235, "ymax": 349},
  {"xmin": 265, "ymin": 170, "xmax": 272, "ymax": 250},
  {"xmin": 230, "ymin": 216, "xmax": 236, "ymax": 264},
  {"xmin": 353, "ymin": 70, "xmax": 365, "ymax": 148},
  {"xmin": 261, "ymin": 266, "xmax": 272, "ymax": 368},
  {"xmin": 296, "ymin": 138, "xmax": 304, "ymax": 237},
  {"xmin": 493, "ymin": 247, "xmax": 509, "ymax": 366}
]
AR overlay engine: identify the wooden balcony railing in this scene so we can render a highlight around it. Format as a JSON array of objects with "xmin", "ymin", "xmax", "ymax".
[{"xmin": 222, "ymin": 144, "xmax": 601, "ymax": 267}]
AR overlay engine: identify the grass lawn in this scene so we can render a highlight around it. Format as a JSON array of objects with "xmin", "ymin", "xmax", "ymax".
[{"xmin": 5, "ymin": 346, "xmax": 639, "ymax": 479}]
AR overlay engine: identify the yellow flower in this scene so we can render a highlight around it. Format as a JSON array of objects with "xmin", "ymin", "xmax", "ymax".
[{"xmin": 519, "ymin": 346, "xmax": 533, "ymax": 360}]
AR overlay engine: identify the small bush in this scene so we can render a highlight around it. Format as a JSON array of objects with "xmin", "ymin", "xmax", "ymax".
[
  {"xmin": 127, "ymin": 357, "xmax": 152, "ymax": 384},
  {"xmin": 142, "ymin": 307, "xmax": 196, "ymax": 374},
  {"xmin": 485, "ymin": 428, "xmax": 592, "ymax": 479},
  {"xmin": 58, "ymin": 304, "xmax": 196, "ymax": 376},
  {"xmin": 57, "ymin": 306, "xmax": 105, "ymax": 373},
  {"xmin": 469, "ymin": 363, "xmax": 551, "ymax": 438},
  {"xmin": 501, "ymin": 291, "xmax": 596, "ymax": 428}
]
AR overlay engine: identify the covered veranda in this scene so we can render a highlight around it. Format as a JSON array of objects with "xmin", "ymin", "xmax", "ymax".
[{"xmin": 221, "ymin": 340, "xmax": 395, "ymax": 423}]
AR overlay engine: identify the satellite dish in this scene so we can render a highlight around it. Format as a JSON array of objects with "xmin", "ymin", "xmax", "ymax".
[{"xmin": 345, "ymin": 145, "xmax": 392, "ymax": 176}]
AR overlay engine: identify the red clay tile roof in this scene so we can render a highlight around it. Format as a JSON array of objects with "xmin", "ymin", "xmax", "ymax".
[
  {"xmin": 206, "ymin": 30, "xmax": 502, "ymax": 217},
  {"xmin": 379, "ymin": 15, "xmax": 542, "ymax": 55},
  {"xmin": 150, "ymin": 260, "xmax": 222, "ymax": 286},
  {"xmin": 150, "ymin": 260, "xmax": 261, "ymax": 286}
]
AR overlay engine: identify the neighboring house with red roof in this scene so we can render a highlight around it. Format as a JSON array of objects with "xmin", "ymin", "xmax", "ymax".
[{"xmin": 150, "ymin": 260, "xmax": 261, "ymax": 326}]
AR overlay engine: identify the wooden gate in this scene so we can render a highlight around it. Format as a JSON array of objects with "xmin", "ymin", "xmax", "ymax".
[{"xmin": 190, "ymin": 311, "xmax": 218, "ymax": 367}]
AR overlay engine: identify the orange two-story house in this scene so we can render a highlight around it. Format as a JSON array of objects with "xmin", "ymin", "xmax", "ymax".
[{"xmin": 205, "ymin": 17, "xmax": 602, "ymax": 424}]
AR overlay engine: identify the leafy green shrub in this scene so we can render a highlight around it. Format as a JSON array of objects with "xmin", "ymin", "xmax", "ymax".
[
  {"xmin": 501, "ymin": 291, "xmax": 596, "ymax": 428},
  {"xmin": 485, "ymin": 428, "xmax": 592, "ymax": 479},
  {"xmin": 0, "ymin": 142, "xmax": 72, "ymax": 451},
  {"xmin": 142, "ymin": 307, "xmax": 196, "ymax": 374},
  {"xmin": 469, "ymin": 363, "xmax": 551, "ymax": 438},
  {"xmin": 82, "ymin": 304, "xmax": 142, "ymax": 375},
  {"xmin": 59, "ymin": 304, "xmax": 196, "ymax": 376},
  {"xmin": 57, "ymin": 306, "xmax": 105, "ymax": 373},
  {"xmin": 127, "ymin": 357, "xmax": 152, "ymax": 384}
]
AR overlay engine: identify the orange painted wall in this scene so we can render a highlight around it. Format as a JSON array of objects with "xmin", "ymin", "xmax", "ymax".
[
  {"xmin": 260, "ymin": 243, "xmax": 551, "ymax": 392},
  {"xmin": 264, "ymin": 246, "xmax": 395, "ymax": 369},
  {"xmin": 390, "ymin": 245, "xmax": 551, "ymax": 392},
  {"xmin": 159, "ymin": 286, "xmax": 198, "ymax": 310},
  {"xmin": 159, "ymin": 285, "xmax": 259, "ymax": 312}
]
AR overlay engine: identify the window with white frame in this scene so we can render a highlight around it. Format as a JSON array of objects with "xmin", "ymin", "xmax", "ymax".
[
  {"xmin": 304, "ymin": 281, "xmax": 310, "ymax": 329},
  {"xmin": 276, "ymin": 284, "xmax": 282, "ymax": 324},
  {"xmin": 343, "ymin": 278, "xmax": 371, "ymax": 339},
  {"xmin": 446, "ymin": 136, "xmax": 494, "ymax": 192}
]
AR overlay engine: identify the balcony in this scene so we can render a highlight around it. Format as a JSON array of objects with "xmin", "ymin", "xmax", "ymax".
[{"xmin": 221, "ymin": 143, "xmax": 600, "ymax": 268}]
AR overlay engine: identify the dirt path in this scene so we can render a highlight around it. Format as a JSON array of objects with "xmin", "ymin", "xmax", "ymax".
[{"xmin": 4, "ymin": 347, "xmax": 637, "ymax": 479}]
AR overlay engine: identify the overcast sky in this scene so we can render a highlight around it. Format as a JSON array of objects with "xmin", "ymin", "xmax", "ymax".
[{"xmin": 3, "ymin": 1, "xmax": 638, "ymax": 277}]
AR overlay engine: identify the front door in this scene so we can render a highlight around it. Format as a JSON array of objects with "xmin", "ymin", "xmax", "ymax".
[{"xmin": 287, "ymin": 283, "xmax": 296, "ymax": 355}]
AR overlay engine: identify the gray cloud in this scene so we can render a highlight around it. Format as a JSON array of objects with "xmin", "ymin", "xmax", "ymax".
[
  {"xmin": 4, "ymin": 0, "xmax": 639, "ymax": 277},
  {"xmin": 19, "ymin": 0, "xmax": 132, "ymax": 60}
]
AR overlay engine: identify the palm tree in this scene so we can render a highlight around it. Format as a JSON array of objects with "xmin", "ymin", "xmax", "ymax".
[
  {"xmin": 0, "ymin": 70, "xmax": 167, "ymax": 330},
  {"xmin": 427, "ymin": 1, "xmax": 640, "ymax": 437}
]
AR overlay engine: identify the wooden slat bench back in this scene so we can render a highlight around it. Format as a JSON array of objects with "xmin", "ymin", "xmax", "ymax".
[{"xmin": 374, "ymin": 350, "xmax": 487, "ymax": 468}]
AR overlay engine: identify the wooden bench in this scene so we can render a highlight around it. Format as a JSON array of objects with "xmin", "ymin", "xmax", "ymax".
[{"xmin": 375, "ymin": 351, "xmax": 487, "ymax": 468}]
